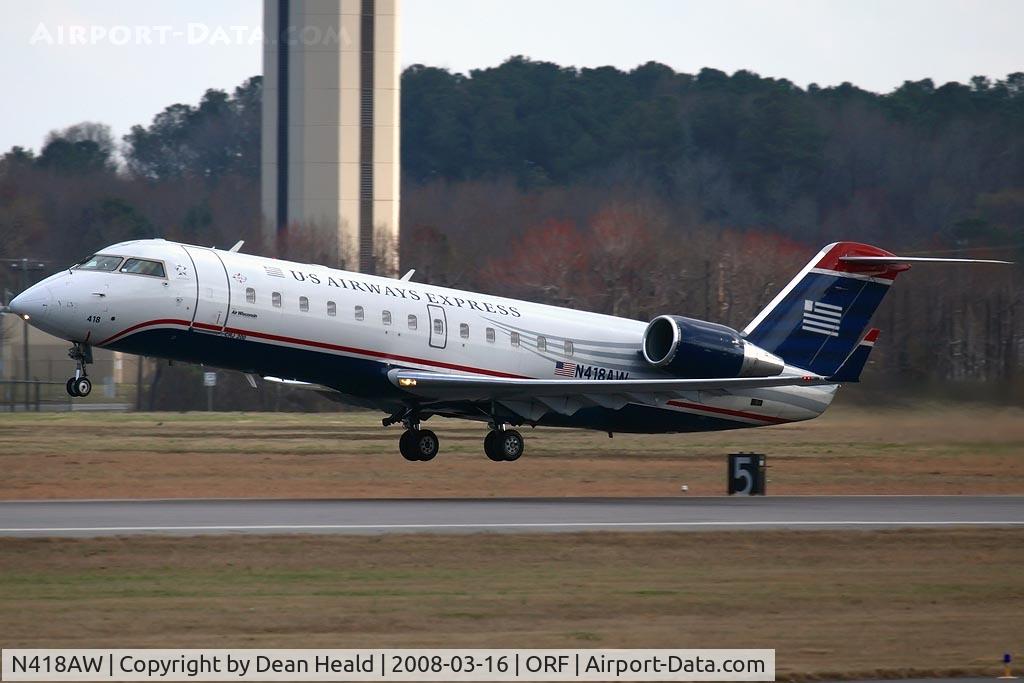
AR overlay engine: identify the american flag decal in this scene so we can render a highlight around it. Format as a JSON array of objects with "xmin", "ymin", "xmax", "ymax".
[
  {"xmin": 264, "ymin": 266, "xmax": 285, "ymax": 278},
  {"xmin": 802, "ymin": 300, "xmax": 842, "ymax": 336},
  {"xmin": 554, "ymin": 361, "xmax": 577, "ymax": 377}
]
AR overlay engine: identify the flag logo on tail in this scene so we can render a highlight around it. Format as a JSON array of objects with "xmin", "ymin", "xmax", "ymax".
[
  {"xmin": 554, "ymin": 361, "xmax": 577, "ymax": 377},
  {"xmin": 802, "ymin": 300, "xmax": 842, "ymax": 336}
]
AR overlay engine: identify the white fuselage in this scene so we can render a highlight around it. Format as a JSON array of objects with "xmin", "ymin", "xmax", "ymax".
[{"xmin": 14, "ymin": 239, "xmax": 836, "ymax": 431}]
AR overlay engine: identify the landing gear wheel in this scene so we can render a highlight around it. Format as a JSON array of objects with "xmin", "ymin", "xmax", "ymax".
[
  {"xmin": 484, "ymin": 431, "xmax": 503, "ymax": 462},
  {"xmin": 399, "ymin": 430, "xmax": 420, "ymax": 462},
  {"xmin": 498, "ymin": 429, "xmax": 525, "ymax": 461},
  {"xmin": 399, "ymin": 429, "xmax": 439, "ymax": 461},
  {"xmin": 73, "ymin": 377, "xmax": 92, "ymax": 397},
  {"xmin": 484, "ymin": 429, "xmax": 525, "ymax": 461},
  {"xmin": 66, "ymin": 378, "xmax": 79, "ymax": 397},
  {"xmin": 415, "ymin": 429, "xmax": 439, "ymax": 461}
]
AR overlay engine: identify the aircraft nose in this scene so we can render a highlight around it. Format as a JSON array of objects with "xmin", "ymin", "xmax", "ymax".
[{"xmin": 8, "ymin": 283, "xmax": 53, "ymax": 321}]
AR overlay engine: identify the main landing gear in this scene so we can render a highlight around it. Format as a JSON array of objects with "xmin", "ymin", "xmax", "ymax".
[
  {"xmin": 65, "ymin": 343, "xmax": 93, "ymax": 397},
  {"xmin": 399, "ymin": 427, "xmax": 440, "ymax": 462},
  {"xmin": 484, "ymin": 427, "xmax": 525, "ymax": 462},
  {"xmin": 385, "ymin": 410, "xmax": 525, "ymax": 462},
  {"xmin": 387, "ymin": 413, "xmax": 439, "ymax": 462}
]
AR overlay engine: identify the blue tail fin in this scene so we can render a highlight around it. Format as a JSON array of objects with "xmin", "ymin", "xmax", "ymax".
[
  {"xmin": 829, "ymin": 328, "xmax": 879, "ymax": 382},
  {"xmin": 743, "ymin": 242, "xmax": 905, "ymax": 376}
]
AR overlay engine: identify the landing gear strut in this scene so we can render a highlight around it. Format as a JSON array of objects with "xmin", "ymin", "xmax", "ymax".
[
  {"xmin": 65, "ymin": 343, "xmax": 93, "ymax": 397},
  {"xmin": 484, "ymin": 426, "xmax": 525, "ymax": 462}
]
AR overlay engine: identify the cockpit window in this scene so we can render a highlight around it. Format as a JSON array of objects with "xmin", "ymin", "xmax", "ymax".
[
  {"xmin": 75, "ymin": 255, "xmax": 122, "ymax": 272},
  {"xmin": 120, "ymin": 258, "xmax": 166, "ymax": 278}
]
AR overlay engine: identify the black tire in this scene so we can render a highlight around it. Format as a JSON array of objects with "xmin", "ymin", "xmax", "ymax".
[
  {"xmin": 483, "ymin": 431, "xmax": 502, "ymax": 461},
  {"xmin": 498, "ymin": 430, "xmax": 525, "ymax": 461},
  {"xmin": 416, "ymin": 429, "xmax": 439, "ymax": 461},
  {"xmin": 74, "ymin": 377, "xmax": 92, "ymax": 397},
  {"xmin": 66, "ymin": 378, "xmax": 79, "ymax": 397},
  {"xmin": 399, "ymin": 430, "xmax": 420, "ymax": 462}
]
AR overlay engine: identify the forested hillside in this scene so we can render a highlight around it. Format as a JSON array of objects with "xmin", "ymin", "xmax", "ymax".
[
  {"xmin": 1, "ymin": 59, "xmax": 1021, "ymax": 401},
  {"xmin": 405, "ymin": 60, "xmax": 1022, "ymax": 242}
]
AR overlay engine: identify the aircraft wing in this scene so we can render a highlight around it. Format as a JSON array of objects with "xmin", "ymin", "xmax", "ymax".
[{"xmin": 387, "ymin": 368, "xmax": 830, "ymax": 403}]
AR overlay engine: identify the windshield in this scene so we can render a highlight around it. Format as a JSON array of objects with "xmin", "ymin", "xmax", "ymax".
[
  {"xmin": 75, "ymin": 254, "xmax": 123, "ymax": 272},
  {"xmin": 120, "ymin": 258, "xmax": 166, "ymax": 278}
]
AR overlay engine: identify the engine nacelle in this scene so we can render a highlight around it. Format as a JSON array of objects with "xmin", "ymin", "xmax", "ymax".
[{"xmin": 641, "ymin": 315, "xmax": 785, "ymax": 378}]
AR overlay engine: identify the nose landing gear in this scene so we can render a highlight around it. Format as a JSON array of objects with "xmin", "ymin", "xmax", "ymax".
[{"xmin": 65, "ymin": 343, "xmax": 93, "ymax": 397}]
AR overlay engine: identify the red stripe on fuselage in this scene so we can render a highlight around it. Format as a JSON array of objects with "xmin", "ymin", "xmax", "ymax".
[
  {"xmin": 96, "ymin": 318, "xmax": 193, "ymax": 346},
  {"xmin": 99, "ymin": 318, "xmax": 526, "ymax": 379},
  {"xmin": 666, "ymin": 399, "xmax": 788, "ymax": 425}
]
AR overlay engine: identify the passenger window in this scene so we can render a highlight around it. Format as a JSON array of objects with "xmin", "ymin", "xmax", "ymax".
[
  {"xmin": 408, "ymin": 314, "xmax": 418, "ymax": 330},
  {"xmin": 382, "ymin": 310, "xmax": 392, "ymax": 326},
  {"xmin": 355, "ymin": 305, "xmax": 364, "ymax": 321},
  {"xmin": 272, "ymin": 292, "xmax": 281, "ymax": 308},
  {"xmin": 486, "ymin": 327, "xmax": 495, "ymax": 343},
  {"xmin": 565, "ymin": 340, "xmax": 574, "ymax": 356},
  {"xmin": 245, "ymin": 287, "xmax": 255, "ymax": 304},
  {"xmin": 299, "ymin": 296, "xmax": 309, "ymax": 312},
  {"xmin": 433, "ymin": 318, "xmax": 443, "ymax": 334},
  {"xmin": 120, "ymin": 258, "xmax": 165, "ymax": 278},
  {"xmin": 537, "ymin": 335, "xmax": 547, "ymax": 352},
  {"xmin": 460, "ymin": 323, "xmax": 469, "ymax": 339},
  {"xmin": 76, "ymin": 254, "xmax": 122, "ymax": 272},
  {"xmin": 511, "ymin": 331, "xmax": 520, "ymax": 347},
  {"xmin": 327, "ymin": 301, "xmax": 336, "ymax": 317}
]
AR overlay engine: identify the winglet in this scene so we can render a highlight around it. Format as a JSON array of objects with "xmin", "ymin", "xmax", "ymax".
[
  {"xmin": 228, "ymin": 240, "xmax": 245, "ymax": 253},
  {"xmin": 400, "ymin": 269, "xmax": 415, "ymax": 282},
  {"xmin": 829, "ymin": 328, "xmax": 880, "ymax": 383}
]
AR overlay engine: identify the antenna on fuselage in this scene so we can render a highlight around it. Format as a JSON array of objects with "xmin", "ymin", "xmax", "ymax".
[
  {"xmin": 400, "ymin": 269, "xmax": 415, "ymax": 282},
  {"xmin": 228, "ymin": 240, "xmax": 245, "ymax": 253}
]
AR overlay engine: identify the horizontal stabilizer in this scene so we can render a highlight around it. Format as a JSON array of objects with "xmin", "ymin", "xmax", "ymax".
[
  {"xmin": 829, "ymin": 328, "xmax": 879, "ymax": 383},
  {"xmin": 840, "ymin": 256, "xmax": 1013, "ymax": 265}
]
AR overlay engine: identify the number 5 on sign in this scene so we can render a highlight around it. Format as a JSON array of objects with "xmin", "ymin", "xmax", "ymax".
[{"xmin": 728, "ymin": 453, "xmax": 766, "ymax": 495}]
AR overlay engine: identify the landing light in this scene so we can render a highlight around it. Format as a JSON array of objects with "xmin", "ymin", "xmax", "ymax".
[
  {"xmin": 398, "ymin": 378, "xmax": 417, "ymax": 387},
  {"xmin": 22, "ymin": 314, "xmax": 30, "ymax": 321}
]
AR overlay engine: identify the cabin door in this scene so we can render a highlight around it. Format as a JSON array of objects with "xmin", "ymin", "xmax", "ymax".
[
  {"xmin": 427, "ymin": 304, "xmax": 447, "ymax": 349},
  {"xmin": 183, "ymin": 246, "xmax": 231, "ymax": 332}
]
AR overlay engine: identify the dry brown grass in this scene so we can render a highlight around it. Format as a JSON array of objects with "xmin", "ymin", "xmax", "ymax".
[
  {"xmin": 0, "ymin": 406, "xmax": 1022, "ymax": 499},
  {"xmin": 1, "ymin": 530, "xmax": 1021, "ymax": 680}
]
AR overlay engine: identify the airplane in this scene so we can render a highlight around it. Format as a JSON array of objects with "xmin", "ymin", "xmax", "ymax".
[{"xmin": 6, "ymin": 239, "xmax": 1010, "ymax": 462}]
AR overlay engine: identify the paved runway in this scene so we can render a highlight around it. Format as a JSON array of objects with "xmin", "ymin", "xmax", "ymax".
[{"xmin": 0, "ymin": 495, "xmax": 1022, "ymax": 537}]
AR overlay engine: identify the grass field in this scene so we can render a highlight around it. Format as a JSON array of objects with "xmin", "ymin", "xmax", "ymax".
[
  {"xmin": 2, "ymin": 405, "xmax": 1021, "ymax": 680},
  {"xmin": 0, "ymin": 406, "xmax": 1022, "ymax": 499},
  {"xmin": 1, "ymin": 530, "xmax": 1021, "ymax": 680}
]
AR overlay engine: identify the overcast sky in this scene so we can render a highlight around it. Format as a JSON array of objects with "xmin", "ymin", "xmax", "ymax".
[{"xmin": 1, "ymin": 0, "xmax": 1021, "ymax": 153}]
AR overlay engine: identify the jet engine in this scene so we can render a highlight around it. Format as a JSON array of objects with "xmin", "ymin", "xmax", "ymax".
[{"xmin": 641, "ymin": 315, "xmax": 785, "ymax": 378}]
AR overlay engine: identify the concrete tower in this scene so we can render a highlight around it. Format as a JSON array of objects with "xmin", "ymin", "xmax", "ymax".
[{"xmin": 262, "ymin": 0, "xmax": 400, "ymax": 274}]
